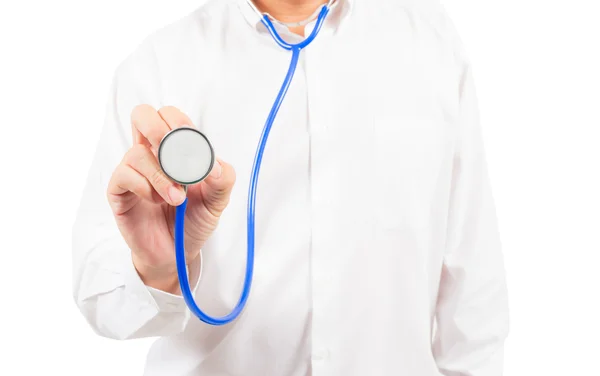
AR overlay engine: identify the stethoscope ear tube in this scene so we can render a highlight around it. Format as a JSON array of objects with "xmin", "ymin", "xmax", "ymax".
[{"xmin": 166, "ymin": 4, "xmax": 332, "ymax": 326}]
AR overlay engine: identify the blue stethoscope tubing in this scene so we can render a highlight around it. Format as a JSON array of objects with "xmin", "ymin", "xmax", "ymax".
[{"xmin": 174, "ymin": 5, "xmax": 332, "ymax": 325}]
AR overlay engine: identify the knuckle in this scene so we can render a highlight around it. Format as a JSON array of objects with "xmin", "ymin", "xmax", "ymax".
[
  {"xmin": 131, "ymin": 179, "xmax": 147, "ymax": 196},
  {"xmin": 206, "ymin": 186, "xmax": 232, "ymax": 214},
  {"xmin": 204, "ymin": 199, "xmax": 224, "ymax": 218},
  {"xmin": 150, "ymin": 168, "xmax": 168, "ymax": 188},
  {"xmin": 108, "ymin": 199, "xmax": 128, "ymax": 216},
  {"xmin": 126, "ymin": 144, "xmax": 151, "ymax": 164},
  {"xmin": 107, "ymin": 164, "xmax": 125, "ymax": 192}
]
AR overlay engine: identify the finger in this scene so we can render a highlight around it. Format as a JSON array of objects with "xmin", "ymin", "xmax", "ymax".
[
  {"xmin": 108, "ymin": 163, "xmax": 163, "ymax": 203},
  {"xmin": 132, "ymin": 127, "xmax": 152, "ymax": 149},
  {"xmin": 199, "ymin": 158, "xmax": 236, "ymax": 216},
  {"xmin": 125, "ymin": 144, "xmax": 187, "ymax": 206},
  {"xmin": 131, "ymin": 104, "xmax": 171, "ymax": 149},
  {"xmin": 158, "ymin": 106, "xmax": 195, "ymax": 129}
]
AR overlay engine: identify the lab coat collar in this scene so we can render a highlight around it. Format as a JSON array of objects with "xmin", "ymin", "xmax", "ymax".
[{"xmin": 237, "ymin": 0, "xmax": 354, "ymax": 36}]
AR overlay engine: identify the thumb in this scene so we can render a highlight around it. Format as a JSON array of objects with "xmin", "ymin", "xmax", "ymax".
[{"xmin": 198, "ymin": 158, "xmax": 236, "ymax": 215}]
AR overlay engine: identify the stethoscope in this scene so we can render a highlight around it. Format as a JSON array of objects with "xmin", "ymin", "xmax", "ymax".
[{"xmin": 157, "ymin": 0, "xmax": 335, "ymax": 325}]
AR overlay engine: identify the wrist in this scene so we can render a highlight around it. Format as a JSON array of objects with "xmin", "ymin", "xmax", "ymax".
[{"xmin": 132, "ymin": 256, "xmax": 181, "ymax": 295}]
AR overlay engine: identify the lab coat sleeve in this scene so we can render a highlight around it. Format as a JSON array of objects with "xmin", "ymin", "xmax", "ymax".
[
  {"xmin": 432, "ymin": 20, "xmax": 510, "ymax": 376},
  {"xmin": 71, "ymin": 40, "xmax": 202, "ymax": 340}
]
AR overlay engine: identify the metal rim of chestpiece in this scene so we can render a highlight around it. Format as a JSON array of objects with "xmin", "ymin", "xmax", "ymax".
[{"xmin": 157, "ymin": 127, "xmax": 216, "ymax": 187}]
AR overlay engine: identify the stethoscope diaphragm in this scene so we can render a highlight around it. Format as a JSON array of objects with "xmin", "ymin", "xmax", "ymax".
[{"xmin": 158, "ymin": 127, "xmax": 215, "ymax": 186}]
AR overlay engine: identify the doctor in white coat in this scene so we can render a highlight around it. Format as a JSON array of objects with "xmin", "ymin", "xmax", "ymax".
[{"xmin": 71, "ymin": 0, "xmax": 510, "ymax": 375}]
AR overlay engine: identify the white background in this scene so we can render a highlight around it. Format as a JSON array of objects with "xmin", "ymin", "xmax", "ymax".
[{"xmin": 1, "ymin": 0, "xmax": 598, "ymax": 375}]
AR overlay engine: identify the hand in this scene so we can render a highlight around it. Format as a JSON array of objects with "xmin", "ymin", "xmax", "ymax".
[{"xmin": 107, "ymin": 105, "xmax": 236, "ymax": 293}]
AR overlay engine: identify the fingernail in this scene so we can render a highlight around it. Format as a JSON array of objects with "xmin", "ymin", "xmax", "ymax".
[
  {"xmin": 210, "ymin": 160, "xmax": 222, "ymax": 178},
  {"xmin": 168, "ymin": 185, "xmax": 186, "ymax": 203}
]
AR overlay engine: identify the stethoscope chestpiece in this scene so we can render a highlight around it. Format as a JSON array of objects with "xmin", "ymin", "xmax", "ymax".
[{"xmin": 158, "ymin": 127, "xmax": 215, "ymax": 187}]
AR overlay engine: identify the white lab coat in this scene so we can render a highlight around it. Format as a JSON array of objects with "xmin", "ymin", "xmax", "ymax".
[{"xmin": 72, "ymin": 0, "xmax": 509, "ymax": 374}]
